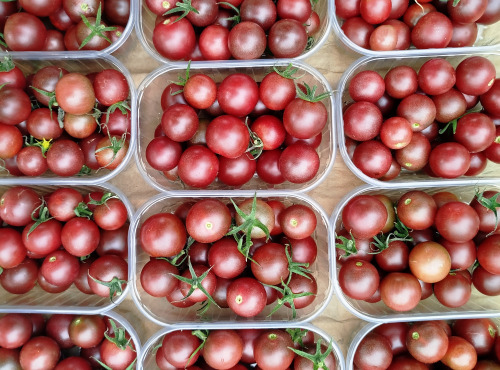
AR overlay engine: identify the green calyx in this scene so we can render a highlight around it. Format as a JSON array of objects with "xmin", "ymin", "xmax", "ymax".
[
  {"xmin": 288, "ymin": 339, "xmax": 334, "ymax": 370},
  {"xmin": 227, "ymin": 194, "xmax": 270, "ymax": 261},
  {"xmin": 78, "ymin": 4, "xmax": 117, "ymax": 49},
  {"xmin": 296, "ymin": 82, "xmax": 331, "ymax": 103}
]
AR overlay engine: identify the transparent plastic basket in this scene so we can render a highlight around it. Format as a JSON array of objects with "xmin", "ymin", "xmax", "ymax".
[
  {"xmin": 130, "ymin": 192, "xmax": 333, "ymax": 326},
  {"xmin": 136, "ymin": 60, "xmax": 335, "ymax": 194},
  {"xmin": 336, "ymin": 52, "xmax": 500, "ymax": 188},
  {"xmin": 0, "ymin": 183, "xmax": 134, "ymax": 314},
  {"xmin": 139, "ymin": 322, "xmax": 345, "ymax": 370},
  {"xmin": 345, "ymin": 319, "xmax": 500, "ymax": 370},
  {"xmin": 0, "ymin": 0, "xmax": 136, "ymax": 56},
  {"xmin": 330, "ymin": 183, "xmax": 500, "ymax": 323},
  {"xmin": 135, "ymin": 0, "xmax": 331, "ymax": 64},
  {"xmin": 0, "ymin": 54, "xmax": 137, "ymax": 185},
  {"xmin": 330, "ymin": 4, "xmax": 500, "ymax": 57},
  {"xmin": 0, "ymin": 310, "xmax": 141, "ymax": 368}
]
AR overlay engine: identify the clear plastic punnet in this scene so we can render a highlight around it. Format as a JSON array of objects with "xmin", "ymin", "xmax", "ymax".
[
  {"xmin": 130, "ymin": 192, "xmax": 333, "ymax": 326},
  {"xmin": 0, "ymin": 54, "xmax": 137, "ymax": 185},
  {"xmin": 135, "ymin": 0, "xmax": 331, "ymax": 64},
  {"xmin": 139, "ymin": 323, "xmax": 345, "ymax": 370},
  {"xmin": 0, "ymin": 183, "xmax": 134, "ymax": 314},
  {"xmin": 337, "ymin": 52, "xmax": 500, "ymax": 188},
  {"xmin": 330, "ymin": 4, "xmax": 500, "ymax": 57},
  {"xmin": 136, "ymin": 60, "xmax": 335, "ymax": 194},
  {"xmin": 346, "ymin": 319, "xmax": 500, "ymax": 370},
  {"xmin": 0, "ymin": 0, "xmax": 136, "ymax": 56},
  {"xmin": 330, "ymin": 183, "xmax": 500, "ymax": 323}
]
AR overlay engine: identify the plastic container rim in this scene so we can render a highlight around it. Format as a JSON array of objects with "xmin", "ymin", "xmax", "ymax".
[
  {"xmin": 344, "ymin": 322, "xmax": 380, "ymax": 370},
  {"xmin": 0, "ymin": 182, "xmax": 135, "ymax": 314},
  {"xmin": 329, "ymin": 3, "xmax": 500, "ymax": 57},
  {"xmin": 0, "ymin": 53, "xmax": 138, "ymax": 186},
  {"xmin": 138, "ymin": 322, "xmax": 345, "ymax": 370},
  {"xmin": 0, "ymin": 0, "xmax": 136, "ymax": 57},
  {"xmin": 336, "ymin": 51, "xmax": 500, "ymax": 188},
  {"xmin": 329, "ymin": 182, "xmax": 500, "ymax": 323},
  {"xmin": 135, "ymin": 59, "xmax": 336, "ymax": 195},
  {"xmin": 129, "ymin": 190, "xmax": 335, "ymax": 326},
  {"xmin": 134, "ymin": 0, "xmax": 332, "ymax": 66}
]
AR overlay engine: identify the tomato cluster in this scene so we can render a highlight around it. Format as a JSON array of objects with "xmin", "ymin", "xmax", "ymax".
[
  {"xmin": 145, "ymin": 65, "xmax": 329, "ymax": 189},
  {"xmin": 336, "ymin": 188, "xmax": 500, "ymax": 312},
  {"xmin": 139, "ymin": 196, "xmax": 320, "ymax": 319},
  {"xmin": 335, "ymin": 0, "xmax": 500, "ymax": 51},
  {"xmin": 0, "ymin": 313, "xmax": 136, "ymax": 369},
  {"xmin": 343, "ymin": 55, "xmax": 500, "ymax": 181},
  {"xmin": 145, "ymin": 0, "xmax": 322, "ymax": 61},
  {"xmin": 354, "ymin": 318, "xmax": 500, "ymax": 369},
  {"xmin": 0, "ymin": 186, "xmax": 129, "ymax": 300},
  {"xmin": 0, "ymin": 58, "xmax": 131, "ymax": 178},
  {"xmin": 0, "ymin": 0, "xmax": 129, "ymax": 51},
  {"xmin": 156, "ymin": 328, "xmax": 336, "ymax": 369}
]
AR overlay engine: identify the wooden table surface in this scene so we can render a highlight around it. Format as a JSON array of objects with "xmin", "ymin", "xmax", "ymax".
[{"xmin": 110, "ymin": 29, "xmax": 368, "ymax": 361}]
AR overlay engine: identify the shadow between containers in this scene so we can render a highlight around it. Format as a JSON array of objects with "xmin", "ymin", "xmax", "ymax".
[
  {"xmin": 335, "ymin": 52, "xmax": 500, "ymax": 188},
  {"xmin": 135, "ymin": 59, "xmax": 336, "ymax": 194},
  {"xmin": 329, "ymin": 183, "xmax": 500, "ymax": 323},
  {"xmin": 128, "ymin": 191, "xmax": 335, "ymax": 327},
  {"xmin": 0, "ymin": 182, "xmax": 135, "ymax": 314},
  {"xmin": 0, "ymin": 53, "xmax": 137, "ymax": 186},
  {"xmin": 138, "ymin": 322, "xmax": 345, "ymax": 370}
]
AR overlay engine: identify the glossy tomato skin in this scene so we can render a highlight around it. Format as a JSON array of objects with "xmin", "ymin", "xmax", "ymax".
[
  {"xmin": 68, "ymin": 315, "xmax": 105, "ymax": 349},
  {"xmin": 0, "ymin": 258, "xmax": 38, "ymax": 294},
  {"xmin": 203, "ymin": 330, "xmax": 243, "ymax": 370},
  {"xmin": 429, "ymin": 142, "xmax": 471, "ymax": 179},
  {"xmin": 406, "ymin": 322, "xmax": 449, "ymax": 363},
  {"xmin": 343, "ymin": 101, "xmax": 383, "ymax": 142},
  {"xmin": 453, "ymin": 318, "xmax": 497, "ymax": 356},
  {"xmin": 353, "ymin": 140, "xmax": 393, "ymax": 178},
  {"xmin": 0, "ymin": 87, "xmax": 31, "ymax": 126},
  {"xmin": 456, "ymin": 56, "xmax": 496, "ymax": 96},
  {"xmin": 209, "ymin": 237, "xmax": 247, "ymax": 279},
  {"xmin": 19, "ymin": 336, "xmax": 60, "ymax": 370},
  {"xmin": 46, "ymin": 139, "xmax": 85, "ymax": 176},
  {"xmin": 186, "ymin": 199, "xmax": 231, "ymax": 243},
  {"xmin": 218, "ymin": 74, "xmax": 259, "ymax": 117},
  {"xmin": 278, "ymin": 143, "xmax": 320, "ymax": 184},
  {"xmin": 45, "ymin": 314, "xmax": 75, "ymax": 349},
  {"xmin": 473, "ymin": 265, "xmax": 500, "ymax": 296},
  {"xmin": 254, "ymin": 330, "xmax": 295, "ymax": 370},
  {"xmin": 153, "ymin": 16, "xmax": 196, "ymax": 60},
  {"xmin": 354, "ymin": 332, "xmax": 393, "ymax": 370},
  {"xmin": 227, "ymin": 277, "xmax": 267, "ymax": 317},
  {"xmin": 162, "ymin": 331, "xmax": 200, "ymax": 368},
  {"xmin": 93, "ymin": 198, "xmax": 128, "ymax": 231},
  {"xmin": 441, "ymin": 336, "xmax": 478, "ymax": 370},
  {"xmin": 61, "ymin": 218, "xmax": 100, "ymax": 257},
  {"xmin": 206, "ymin": 115, "xmax": 250, "ymax": 158},
  {"xmin": 342, "ymin": 195, "xmax": 388, "ymax": 239},
  {"xmin": 380, "ymin": 272, "xmax": 422, "ymax": 311},
  {"xmin": 177, "ymin": 145, "xmax": 219, "ymax": 188},
  {"xmin": 0, "ymin": 228, "xmax": 26, "ymax": 269},
  {"xmin": 440, "ymin": 238, "xmax": 476, "ymax": 271},
  {"xmin": 0, "ymin": 186, "xmax": 42, "ymax": 227},
  {"xmin": 100, "ymin": 334, "xmax": 137, "ymax": 370},
  {"xmin": 339, "ymin": 260, "xmax": 380, "ymax": 300},
  {"xmin": 228, "ymin": 21, "xmax": 267, "ymax": 60},
  {"xmin": 470, "ymin": 190, "xmax": 500, "ymax": 233},
  {"xmin": 374, "ymin": 322, "xmax": 410, "ymax": 356},
  {"xmin": 251, "ymin": 242, "xmax": 289, "ymax": 285},
  {"xmin": 87, "ymin": 255, "xmax": 128, "ymax": 298},
  {"xmin": 434, "ymin": 273, "xmax": 472, "ymax": 308},
  {"xmin": 161, "ymin": 103, "xmax": 199, "ymax": 142},
  {"xmin": 455, "ymin": 113, "xmax": 496, "ymax": 153},
  {"xmin": 218, "ymin": 153, "xmax": 256, "ymax": 187},
  {"xmin": 268, "ymin": 19, "xmax": 307, "ymax": 58},
  {"xmin": 409, "ymin": 241, "xmax": 451, "ymax": 283},
  {"xmin": 140, "ymin": 258, "xmax": 178, "ymax": 297},
  {"xmin": 477, "ymin": 234, "xmax": 500, "ymax": 275},
  {"xmin": 259, "ymin": 71, "xmax": 296, "ymax": 111},
  {"xmin": 284, "ymin": 98, "xmax": 327, "ymax": 140},
  {"xmin": 4, "ymin": 12, "xmax": 47, "ymax": 51},
  {"xmin": 396, "ymin": 190, "xmax": 437, "ymax": 230},
  {"xmin": 140, "ymin": 212, "xmax": 186, "ymax": 257},
  {"xmin": 41, "ymin": 250, "xmax": 80, "ymax": 286},
  {"xmin": 0, "ymin": 313, "xmax": 33, "ymax": 349},
  {"xmin": 435, "ymin": 202, "xmax": 480, "ymax": 243},
  {"xmin": 411, "ymin": 12, "xmax": 453, "ymax": 49}
]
